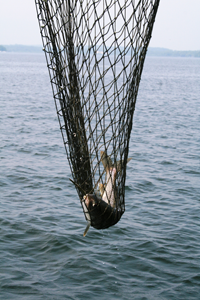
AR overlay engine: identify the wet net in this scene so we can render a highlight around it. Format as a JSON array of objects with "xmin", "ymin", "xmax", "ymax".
[{"xmin": 35, "ymin": 0, "xmax": 160, "ymax": 234}]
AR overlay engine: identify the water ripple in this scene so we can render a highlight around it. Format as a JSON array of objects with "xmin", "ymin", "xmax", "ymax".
[{"xmin": 0, "ymin": 53, "xmax": 200, "ymax": 299}]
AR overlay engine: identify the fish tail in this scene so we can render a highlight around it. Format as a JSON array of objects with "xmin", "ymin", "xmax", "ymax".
[{"xmin": 83, "ymin": 221, "xmax": 91, "ymax": 237}]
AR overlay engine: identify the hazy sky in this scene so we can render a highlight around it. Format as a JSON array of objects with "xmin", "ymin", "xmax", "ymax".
[{"xmin": 0, "ymin": 0, "xmax": 200, "ymax": 50}]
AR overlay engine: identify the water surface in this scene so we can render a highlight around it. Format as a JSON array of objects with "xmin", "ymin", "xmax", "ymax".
[{"xmin": 0, "ymin": 52, "xmax": 200, "ymax": 299}]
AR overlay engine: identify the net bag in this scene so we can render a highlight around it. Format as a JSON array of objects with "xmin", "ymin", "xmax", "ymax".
[{"xmin": 35, "ymin": 0, "xmax": 160, "ymax": 235}]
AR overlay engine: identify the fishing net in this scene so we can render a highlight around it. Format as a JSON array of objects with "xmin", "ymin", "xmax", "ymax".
[{"xmin": 35, "ymin": 0, "xmax": 160, "ymax": 234}]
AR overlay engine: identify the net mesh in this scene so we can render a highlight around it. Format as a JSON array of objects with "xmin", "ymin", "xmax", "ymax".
[{"xmin": 35, "ymin": 0, "xmax": 160, "ymax": 231}]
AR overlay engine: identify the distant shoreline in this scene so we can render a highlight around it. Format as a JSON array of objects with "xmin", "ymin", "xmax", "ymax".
[
  {"xmin": 147, "ymin": 47, "xmax": 200, "ymax": 58},
  {"xmin": 0, "ymin": 44, "xmax": 200, "ymax": 58},
  {"xmin": 0, "ymin": 45, "xmax": 43, "ymax": 53}
]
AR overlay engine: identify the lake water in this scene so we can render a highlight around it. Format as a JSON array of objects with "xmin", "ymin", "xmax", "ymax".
[{"xmin": 0, "ymin": 52, "xmax": 200, "ymax": 299}]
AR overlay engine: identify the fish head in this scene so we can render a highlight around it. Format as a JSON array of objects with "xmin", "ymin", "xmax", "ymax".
[{"xmin": 84, "ymin": 194, "xmax": 98, "ymax": 210}]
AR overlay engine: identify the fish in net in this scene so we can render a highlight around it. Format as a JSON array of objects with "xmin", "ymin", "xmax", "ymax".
[{"xmin": 35, "ymin": 0, "xmax": 160, "ymax": 235}]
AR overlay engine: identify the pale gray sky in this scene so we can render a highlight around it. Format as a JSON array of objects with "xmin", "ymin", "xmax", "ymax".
[{"xmin": 0, "ymin": 0, "xmax": 200, "ymax": 50}]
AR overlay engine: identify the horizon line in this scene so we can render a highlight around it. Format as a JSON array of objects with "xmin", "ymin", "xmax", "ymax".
[{"xmin": 0, "ymin": 44, "xmax": 200, "ymax": 52}]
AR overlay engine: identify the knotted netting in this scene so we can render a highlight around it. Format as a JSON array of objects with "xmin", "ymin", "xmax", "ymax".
[{"xmin": 35, "ymin": 0, "xmax": 160, "ymax": 234}]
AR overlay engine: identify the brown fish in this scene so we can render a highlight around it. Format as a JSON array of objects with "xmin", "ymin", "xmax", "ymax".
[{"xmin": 82, "ymin": 151, "xmax": 131, "ymax": 236}]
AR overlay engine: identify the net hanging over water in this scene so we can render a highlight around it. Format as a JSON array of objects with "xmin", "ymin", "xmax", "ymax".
[{"xmin": 35, "ymin": 0, "xmax": 160, "ymax": 235}]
